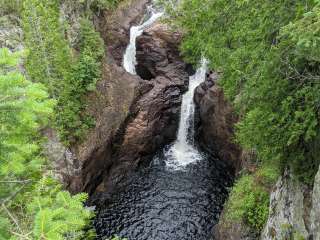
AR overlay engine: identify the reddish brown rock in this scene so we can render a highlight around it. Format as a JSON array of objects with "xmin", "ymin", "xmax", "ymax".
[
  {"xmin": 97, "ymin": 0, "xmax": 151, "ymax": 64},
  {"xmin": 96, "ymin": 23, "xmax": 189, "ymax": 193},
  {"xmin": 45, "ymin": 16, "xmax": 189, "ymax": 196},
  {"xmin": 194, "ymin": 72, "xmax": 242, "ymax": 172}
]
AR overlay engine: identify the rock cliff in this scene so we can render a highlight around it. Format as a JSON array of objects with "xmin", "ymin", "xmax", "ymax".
[
  {"xmin": 194, "ymin": 72, "xmax": 242, "ymax": 172},
  {"xmin": 262, "ymin": 168, "xmax": 320, "ymax": 240},
  {"xmin": 45, "ymin": 2, "xmax": 189, "ymax": 196}
]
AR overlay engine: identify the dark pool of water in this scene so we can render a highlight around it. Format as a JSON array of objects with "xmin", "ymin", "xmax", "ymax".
[{"xmin": 94, "ymin": 147, "xmax": 233, "ymax": 240}]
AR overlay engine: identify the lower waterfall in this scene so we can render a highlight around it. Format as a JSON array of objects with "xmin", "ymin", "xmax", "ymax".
[{"xmin": 94, "ymin": 60, "xmax": 233, "ymax": 240}]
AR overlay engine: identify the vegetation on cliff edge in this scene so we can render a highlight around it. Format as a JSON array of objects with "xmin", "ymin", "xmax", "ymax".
[
  {"xmin": 0, "ymin": 0, "xmax": 125, "ymax": 239},
  {"xmin": 165, "ymin": 0, "xmax": 320, "ymax": 234}
]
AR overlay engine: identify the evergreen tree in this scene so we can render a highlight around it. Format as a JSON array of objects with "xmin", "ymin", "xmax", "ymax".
[
  {"xmin": 0, "ymin": 48, "xmax": 94, "ymax": 240},
  {"xmin": 22, "ymin": 0, "xmax": 72, "ymax": 97}
]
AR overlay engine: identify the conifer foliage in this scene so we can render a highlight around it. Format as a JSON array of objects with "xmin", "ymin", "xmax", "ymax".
[
  {"xmin": 22, "ymin": 0, "xmax": 72, "ymax": 98},
  {"xmin": 166, "ymin": 0, "xmax": 320, "ymax": 233},
  {"xmin": 0, "ymin": 48, "xmax": 94, "ymax": 239}
]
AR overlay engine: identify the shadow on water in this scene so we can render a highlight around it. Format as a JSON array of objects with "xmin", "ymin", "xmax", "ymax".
[{"xmin": 94, "ymin": 145, "xmax": 233, "ymax": 240}]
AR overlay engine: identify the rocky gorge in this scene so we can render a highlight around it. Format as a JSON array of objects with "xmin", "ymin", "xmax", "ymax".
[{"xmin": 2, "ymin": 0, "xmax": 320, "ymax": 239}]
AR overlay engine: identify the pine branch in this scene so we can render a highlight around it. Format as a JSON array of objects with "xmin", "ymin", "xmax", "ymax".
[
  {"xmin": 2, "ymin": 203, "xmax": 22, "ymax": 233},
  {"xmin": 0, "ymin": 179, "xmax": 32, "ymax": 184},
  {"xmin": 10, "ymin": 230, "xmax": 32, "ymax": 240},
  {"xmin": 1, "ymin": 180, "xmax": 32, "ymax": 205}
]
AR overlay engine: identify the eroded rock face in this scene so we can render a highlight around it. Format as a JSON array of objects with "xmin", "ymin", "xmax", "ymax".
[
  {"xmin": 261, "ymin": 170, "xmax": 310, "ymax": 240},
  {"xmin": 95, "ymin": 23, "xmax": 189, "ymax": 194},
  {"xmin": 194, "ymin": 72, "xmax": 242, "ymax": 172},
  {"xmin": 44, "ymin": 0, "xmax": 150, "ymax": 194},
  {"xmin": 46, "ymin": 10, "xmax": 189, "ymax": 196},
  {"xmin": 136, "ymin": 24, "xmax": 186, "ymax": 82},
  {"xmin": 97, "ymin": 0, "xmax": 151, "ymax": 65}
]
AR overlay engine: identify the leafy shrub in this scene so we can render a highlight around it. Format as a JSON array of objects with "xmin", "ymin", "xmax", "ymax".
[
  {"xmin": 27, "ymin": 177, "xmax": 95, "ymax": 240},
  {"xmin": 224, "ymin": 165, "xmax": 279, "ymax": 233}
]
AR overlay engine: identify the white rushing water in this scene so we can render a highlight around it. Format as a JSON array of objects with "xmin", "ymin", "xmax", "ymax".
[
  {"xmin": 123, "ymin": 9, "xmax": 163, "ymax": 74},
  {"xmin": 165, "ymin": 59, "xmax": 208, "ymax": 169}
]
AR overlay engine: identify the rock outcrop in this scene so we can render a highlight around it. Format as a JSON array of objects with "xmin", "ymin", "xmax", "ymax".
[
  {"xmin": 261, "ymin": 167, "xmax": 320, "ymax": 240},
  {"xmin": 310, "ymin": 166, "xmax": 320, "ymax": 240},
  {"xmin": 45, "ymin": 2, "xmax": 189, "ymax": 196},
  {"xmin": 194, "ymin": 72, "xmax": 242, "ymax": 172},
  {"xmin": 214, "ymin": 220, "xmax": 255, "ymax": 240},
  {"xmin": 95, "ymin": 23, "xmax": 189, "ymax": 194},
  {"xmin": 261, "ymin": 170, "xmax": 310, "ymax": 240},
  {"xmin": 97, "ymin": 0, "xmax": 151, "ymax": 65},
  {"xmin": 0, "ymin": 15, "xmax": 23, "ymax": 51}
]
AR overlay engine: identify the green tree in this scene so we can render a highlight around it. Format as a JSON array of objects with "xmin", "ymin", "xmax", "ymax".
[
  {"xmin": 0, "ymin": 48, "xmax": 94, "ymax": 239},
  {"xmin": 55, "ymin": 19, "xmax": 104, "ymax": 144},
  {"xmin": 165, "ymin": 0, "xmax": 320, "ymax": 233},
  {"xmin": 167, "ymin": 0, "xmax": 320, "ymax": 182},
  {"xmin": 22, "ymin": 0, "xmax": 72, "ymax": 97}
]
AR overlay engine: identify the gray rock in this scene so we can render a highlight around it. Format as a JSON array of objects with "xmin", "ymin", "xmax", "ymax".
[
  {"xmin": 43, "ymin": 128, "xmax": 80, "ymax": 184},
  {"xmin": 311, "ymin": 165, "xmax": 320, "ymax": 240},
  {"xmin": 261, "ymin": 169, "xmax": 309, "ymax": 240}
]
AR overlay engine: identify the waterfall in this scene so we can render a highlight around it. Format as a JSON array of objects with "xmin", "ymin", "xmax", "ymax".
[
  {"xmin": 165, "ymin": 58, "xmax": 208, "ymax": 169},
  {"xmin": 123, "ymin": 9, "xmax": 163, "ymax": 74},
  {"xmin": 122, "ymin": 3, "xmax": 208, "ymax": 169}
]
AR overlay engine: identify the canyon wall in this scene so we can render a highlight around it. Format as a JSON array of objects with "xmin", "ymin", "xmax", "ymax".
[
  {"xmin": 46, "ymin": 1, "xmax": 190, "ymax": 197},
  {"xmin": 194, "ymin": 72, "xmax": 242, "ymax": 173}
]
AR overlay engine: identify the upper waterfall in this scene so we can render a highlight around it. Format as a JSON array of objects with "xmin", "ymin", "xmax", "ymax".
[
  {"xmin": 123, "ymin": 9, "xmax": 163, "ymax": 74},
  {"xmin": 165, "ymin": 58, "xmax": 208, "ymax": 169}
]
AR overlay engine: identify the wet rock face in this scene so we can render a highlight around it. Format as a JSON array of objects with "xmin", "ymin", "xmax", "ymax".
[
  {"xmin": 97, "ymin": 0, "xmax": 151, "ymax": 64},
  {"xmin": 95, "ymin": 23, "xmax": 189, "ymax": 194},
  {"xmin": 136, "ymin": 24, "xmax": 187, "ymax": 83},
  {"xmin": 194, "ymin": 73, "xmax": 241, "ymax": 172},
  {"xmin": 46, "ymin": 16, "xmax": 189, "ymax": 195}
]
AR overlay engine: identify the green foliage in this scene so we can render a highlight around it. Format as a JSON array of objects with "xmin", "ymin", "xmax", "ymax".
[
  {"xmin": 0, "ymin": 0, "xmax": 24, "ymax": 15},
  {"xmin": 0, "ymin": 48, "xmax": 94, "ymax": 239},
  {"xmin": 22, "ymin": 0, "xmax": 72, "ymax": 98},
  {"xmin": 78, "ymin": 0, "xmax": 123, "ymax": 13},
  {"xmin": 22, "ymin": 0, "xmax": 108, "ymax": 144},
  {"xmin": 55, "ymin": 19, "xmax": 104, "ymax": 144},
  {"xmin": 91, "ymin": 0, "xmax": 123, "ymax": 10},
  {"xmin": 0, "ymin": 48, "xmax": 54, "ymax": 196},
  {"xmin": 280, "ymin": 224, "xmax": 306, "ymax": 240},
  {"xmin": 224, "ymin": 165, "xmax": 279, "ymax": 233},
  {"xmin": 168, "ymin": 0, "xmax": 320, "ymax": 183},
  {"xmin": 27, "ymin": 177, "xmax": 94, "ymax": 240}
]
